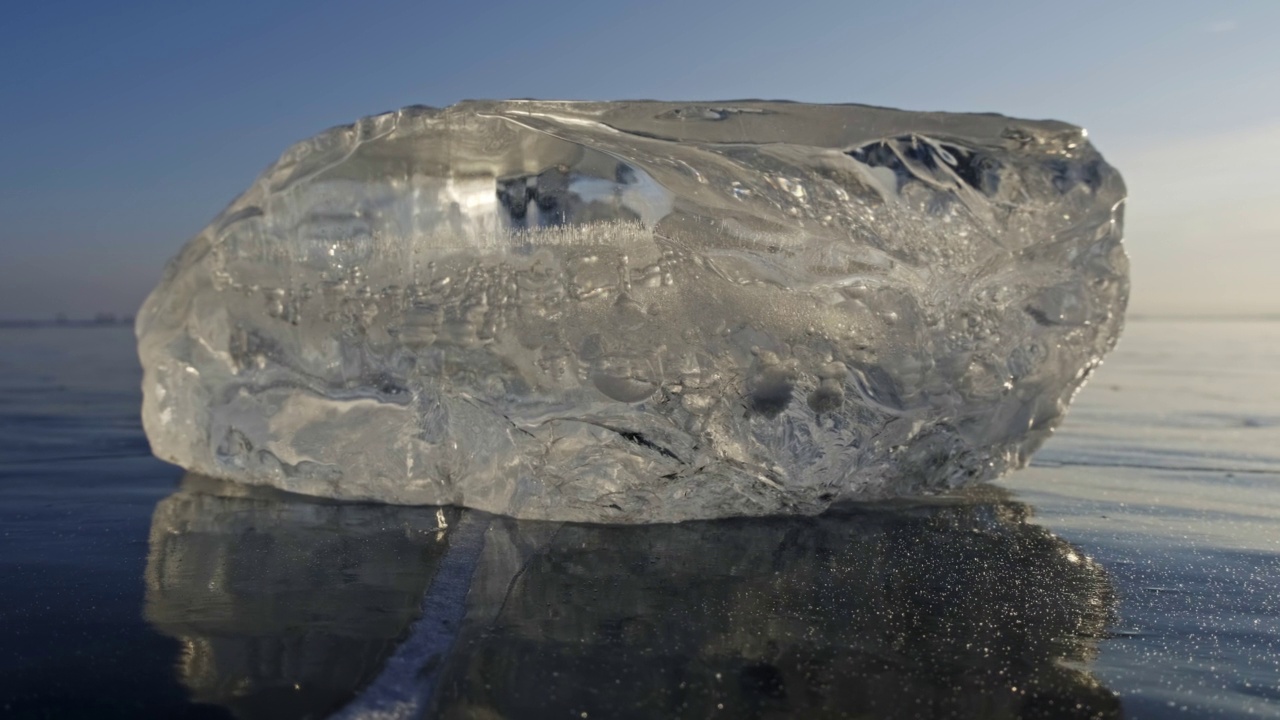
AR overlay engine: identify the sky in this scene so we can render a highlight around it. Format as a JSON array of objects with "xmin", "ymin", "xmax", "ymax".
[{"xmin": 1, "ymin": 0, "xmax": 1277, "ymax": 319}]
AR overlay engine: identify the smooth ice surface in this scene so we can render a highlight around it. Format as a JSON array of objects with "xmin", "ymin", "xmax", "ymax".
[
  {"xmin": 137, "ymin": 100, "xmax": 1128, "ymax": 522},
  {"xmin": 144, "ymin": 477, "xmax": 1118, "ymax": 719}
]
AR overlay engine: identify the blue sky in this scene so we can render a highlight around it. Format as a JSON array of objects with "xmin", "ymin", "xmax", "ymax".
[{"xmin": 1, "ymin": 0, "xmax": 1277, "ymax": 318}]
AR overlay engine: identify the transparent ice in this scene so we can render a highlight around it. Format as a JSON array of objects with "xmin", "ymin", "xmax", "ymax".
[{"xmin": 136, "ymin": 101, "xmax": 1128, "ymax": 523}]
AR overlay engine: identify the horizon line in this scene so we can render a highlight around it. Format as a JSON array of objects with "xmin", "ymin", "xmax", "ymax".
[{"xmin": 4, "ymin": 313, "xmax": 1280, "ymax": 328}]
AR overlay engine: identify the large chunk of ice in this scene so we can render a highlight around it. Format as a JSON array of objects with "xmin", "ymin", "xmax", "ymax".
[{"xmin": 137, "ymin": 100, "xmax": 1128, "ymax": 523}]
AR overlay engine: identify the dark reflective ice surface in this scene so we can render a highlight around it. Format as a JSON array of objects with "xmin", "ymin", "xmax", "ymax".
[
  {"xmin": 144, "ymin": 476, "xmax": 454, "ymax": 719},
  {"xmin": 145, "ymin": 475, "xmax": 1118, "ymax": 720}
]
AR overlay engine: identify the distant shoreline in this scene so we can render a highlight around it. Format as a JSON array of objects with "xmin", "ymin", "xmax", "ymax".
[{"xmin": 0, "ymin": 318, "xmax": 135, "ymax": 329}]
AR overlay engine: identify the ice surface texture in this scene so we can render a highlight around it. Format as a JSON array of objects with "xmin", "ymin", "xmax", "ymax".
[
  {"xmin": 146, "ymin": 478, "xmax": 1117, "ymax": 718},
  {"xmin": 136, "ymin": 101, "xmax": 1128, "ymax": 523}
]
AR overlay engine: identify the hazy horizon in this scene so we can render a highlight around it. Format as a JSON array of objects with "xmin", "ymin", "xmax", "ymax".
[{"xmin": 2, "ymin": 0, "xmax": 1277, "ymax": 320}]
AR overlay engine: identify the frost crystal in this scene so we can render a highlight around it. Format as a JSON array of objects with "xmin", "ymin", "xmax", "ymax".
[{"xmin": 137, "ymin": 101, "xmax": 1128, "ymax": 522}]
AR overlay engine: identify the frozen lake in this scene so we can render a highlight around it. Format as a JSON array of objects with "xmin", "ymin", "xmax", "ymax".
[{"xmin": 0, "ymin": 321, "xmax": 1277, "ymax": 718}]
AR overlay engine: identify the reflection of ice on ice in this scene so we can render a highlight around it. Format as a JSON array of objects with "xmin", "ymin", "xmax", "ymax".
[
  {"xmin": 145, "ymin": 475, "xmax": 1120, "ymax": 719},
  {"xmin": 143, "ymin": 475, "xmax": 455, "ymax": 719}
]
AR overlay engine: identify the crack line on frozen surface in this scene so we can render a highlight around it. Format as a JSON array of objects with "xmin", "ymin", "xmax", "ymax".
[{"xmin": 328, "ymin": 512, "xmax": 490, "ymax": 720}]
